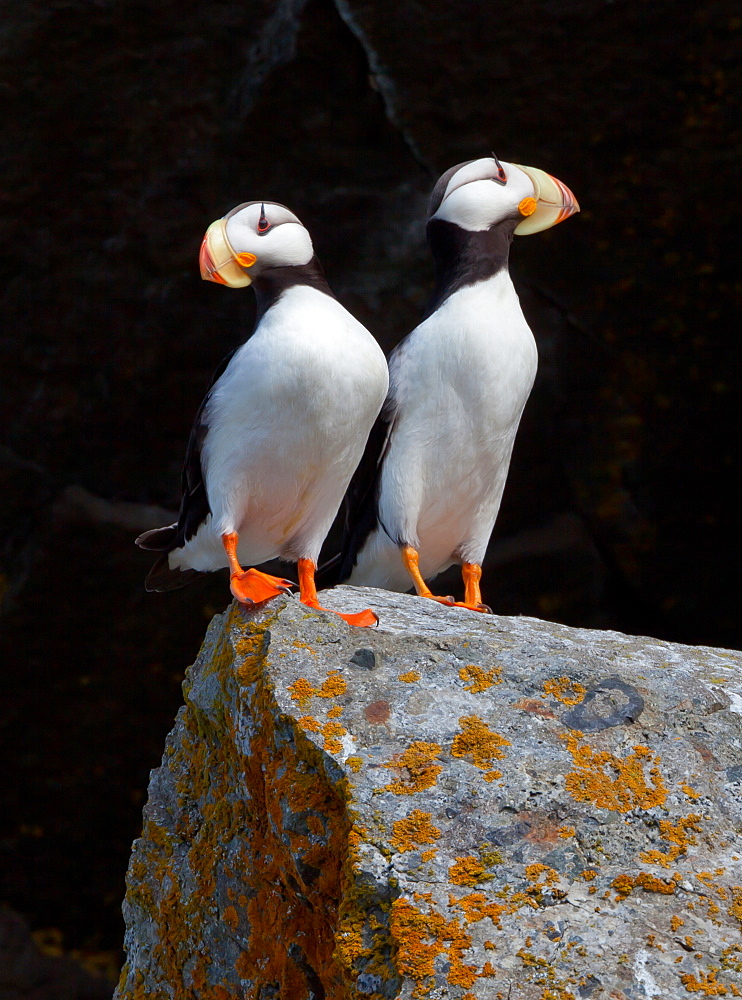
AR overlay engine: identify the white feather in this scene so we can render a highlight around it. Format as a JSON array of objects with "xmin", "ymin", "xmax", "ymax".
[
  {"xmin": 349, "ymin": 269, "xmax": 537, "ymax": 590},
  {"xmin": 169, "ymin": 285, "xmax": 388, "ymax": 572}
]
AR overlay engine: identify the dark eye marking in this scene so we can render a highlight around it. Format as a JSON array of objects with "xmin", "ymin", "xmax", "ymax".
[
  {"xmin": 491, "ymin": 152, "xmax": 507, "ymax": 185},
  {"xmin": 257, "ymin": 202, "xmax": 271, "ymax": 233}
]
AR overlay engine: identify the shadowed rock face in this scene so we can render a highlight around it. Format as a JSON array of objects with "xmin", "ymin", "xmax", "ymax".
[
  {"xmin": 118, "ymin": 589, "xmax": 742, "ymax": 998},
  {"xmin": 0, "ymin": 0, "xmax": 739, "ymax": 960}
]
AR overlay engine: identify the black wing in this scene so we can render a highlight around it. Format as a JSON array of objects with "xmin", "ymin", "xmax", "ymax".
[
  {"xmin": 317, "ymin": 393, "xmax": 397, "ymax": 587},
  {"xmin": 136, "ymin": 349, "xmax": 236, "ymax": 591}
]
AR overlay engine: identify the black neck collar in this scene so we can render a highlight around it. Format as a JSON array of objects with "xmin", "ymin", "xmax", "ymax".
[
  {"xmin": 252, "ymin": 256, "xmax": 335, "ymax": 322},
  {"xmin": 424, "ymin": 218, "xmax": 517, "ymax": 318}
]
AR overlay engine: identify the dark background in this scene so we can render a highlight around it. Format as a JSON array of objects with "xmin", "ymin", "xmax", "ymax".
[{"xmin": 0, "ymin": 0, "xmax": 739, "ymax": 989}]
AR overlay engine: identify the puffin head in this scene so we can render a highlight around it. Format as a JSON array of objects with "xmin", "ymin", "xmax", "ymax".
[
  {"xmin": 428, "ymin": 154, "xmax": 579, "ymax": 235},
  {"xmin": 199, "ymin": 201, "xmax": 313, "ymax": 287}
]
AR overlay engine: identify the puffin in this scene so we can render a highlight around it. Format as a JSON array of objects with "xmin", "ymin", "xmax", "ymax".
[
  {"xmin": 137, "ymin": 200, "xmax": 389, "ymax": 627},
  {"xmin": 329, "ymin": 155, "xmax": 578, "ymax": 610}
]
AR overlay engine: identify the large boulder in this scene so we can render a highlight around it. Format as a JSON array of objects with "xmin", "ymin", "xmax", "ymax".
[{"xmin": 117, "ymin": 588, "xmax": 742, "ymax": 999}]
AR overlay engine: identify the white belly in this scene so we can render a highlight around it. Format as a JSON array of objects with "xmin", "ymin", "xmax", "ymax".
[
  {"xmin": 171, "ymin": 286, "xmax": 388, "ymax": 572},
  {"xmin": 355, "ymin": 273, "xmax": 537, "ymax": 586}
]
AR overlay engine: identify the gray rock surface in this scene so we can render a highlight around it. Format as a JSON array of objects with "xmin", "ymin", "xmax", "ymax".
[{"xmin": 117, "ymin": 587, "xmax": 742, "ymax": 999}]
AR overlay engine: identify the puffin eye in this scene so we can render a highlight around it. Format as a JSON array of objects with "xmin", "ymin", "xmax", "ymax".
[
  {"xmin": 257, "ymin": 203, "xmax": 271, "ymax": 233},
  {"xmin": 491, "ymin": 152, "xmax": 507, "ymax": 185}
]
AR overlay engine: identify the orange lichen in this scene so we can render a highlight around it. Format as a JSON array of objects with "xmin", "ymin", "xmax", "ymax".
[
  {"xmin": 525, "ymin": 864, "xmax": 560, "ymax": 886},
  {"xmin": 398, "ymin": 670, "xmax": 421, "ymax": 683},
  {"xmin": 612, "ymin": 872, "xmax": 680, "ymax": 898},
  {"xmin": 558, "ymin": 825, "xmax": 575, "ymax": 839},
  {"xmin": 421, "ymin": 849, "xmax": 437, "ymax": 862},
  {"xmin": 455, "ymin": 892, "xmax": 516, "ymax": 927},
  {"xmin": 391, "ymin": 810, "xmax": 441, "ymax": 853},
  {"xmin": 383, "ymin": 742, "xmax": 443, "ymax": 795},
  {"xmin": 544, "ymin": 676, "xmax": 587, "ymax": 705},
  {"xmin": 288, "ymin": 677, "xmax": 317, "ymax": 705},
  {"xmin": 563, "ymin": 733, "xmax": 668, "ymax": 812},
  {"xmin": 581, "ymin": 869, "xmax": 598, "ymax": 881},
  {"xmin": 459, "ymin": 664, "xmax": 502, "ymax": 692},
  {"xmin": 318, "ymin": 671, "xmax": 347, "ymax": 698},
  {"xmin": 681, "ymin": 970, "xmax": 730, "ymax": 995},
  {"xmin": 451, "ymin": 715, "xmax": 510, "ymax": 772},
  {"xmin": 321, "ymin": 720, "xmax": 346, "ymax": 754},
  {"xmin": 297, "ymin": 715, "xmax": 320, "ymax": 732},
  {"xmin": 389, "ymin": 897, "xmax": 477, "ymax": 998},
  {"xmin": 640, "ymin": 813, "xmax": 702, "ymax": 868},
  {"xmin": 346, "ymin": 756, "xmax": 362, "ymax": 773},
  {"xmin": 671, "ymin": 914, "xmax": 685, "ymax": 931},
  {"xmin": 223, "ymin": 905, "xmax": 238, "ymax": 931},
  {"xmin": 449, "ymin": 856, "xmax": 492, "ymax": 886},
  {"xmin": 327, "ymin": 704, "xmax": 343, "ymax": 718},
  {"xmin": 730, "ymin": 887, "xmax": 742, "ymax": 925},
  {"xmin": 682, "ymin": 783, "xmax": 702, "ymax": 800},
  {"xmin": 483, "ymin": 769, "xmax": 502, "ymax": 782}
]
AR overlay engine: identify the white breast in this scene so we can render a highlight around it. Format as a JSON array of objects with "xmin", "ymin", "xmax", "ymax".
[
  {"xmin": 172, "ymin": 285, "xmax": 388, "ymax": 571},
  {"xmin": 360, "ymin": 270, "xmax": 537, "ymax": 585}
]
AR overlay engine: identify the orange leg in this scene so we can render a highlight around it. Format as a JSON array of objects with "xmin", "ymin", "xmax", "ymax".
[
  {"xmin": 221, "ymin": 533, "xmax": 295, "ymax": 605},
  {"xmin": 400, "ymin": 545, "xmax": 455, "ymax": 606},
  {"xmin": 461, "ymin": 562, "xmax": 492, "ymax": 613},
  {"xmin": 400, "ymin": 547, "xmax": 491, "ymax": 613},
  {"xmin": 298, "ymin": 558, "xmax": 378, "ymax": 628}
]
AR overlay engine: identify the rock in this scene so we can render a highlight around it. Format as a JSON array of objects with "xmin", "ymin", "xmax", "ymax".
[{"xmin": 116, "ymin": 587, "xmax": 742, "ymax": 998}]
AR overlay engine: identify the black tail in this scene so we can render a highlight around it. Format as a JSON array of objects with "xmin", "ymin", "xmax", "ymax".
[
  {"xmin": 135, "ymin": 523, "xmax": 179, "ymax": 551},
  {"xmin": 144, "ymin": 553, "xmax": 204, "ymax": 593}
]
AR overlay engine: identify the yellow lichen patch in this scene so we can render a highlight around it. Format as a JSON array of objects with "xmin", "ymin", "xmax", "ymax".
[
  {"xmin": 730, "ymin": 887, "xmax": 742, "ymax": 925},
  {"xmin": 421, "ymin": 849, "xmax": 437, "ymax": 862},
  {"xmin": 288, "ymin": 677, "xmax": 317, "ymax": 705},
  {"xmin": 383, "ymin": 742, "xmax": 443, "ymax": 795},
  {"xmin": 544, "ymin": 676, "xmax": 587, "ymax": 705},
  {"xmin": 681, "ymin": 970, "xmax": 730, "ymax": 995},
  {"xmin": 563, "ymin": 733, "xmax": 668, "ymax": 812},
  {"xmin": 558, "ymin": 825, "xmax": 576, "ymax": 839},
  {"xmin": 671, "ymin": 914, "xmax": 685, "ymax": 931},
  {"xmin": 581, "ymin": 869, "xmax": 598, "ymax": 881},
  {"xmin": 449, "ymin": 856, "xmax": 492, "ymax": 886},
  {"xmin": 398, "ymin": 669, "xmax": 421, "ymax": 683},
  {"xmin": 682, "ymin": 783, "xmax": 702, "ymax": 800},
  {"xmin": 612, "ymin": 872, "xmax": 680, "ymax": 898},
  {"xmin": 459, "ymin": 664, "xmax": 502, "ymax": 692},
  {"xmin": 321, "ymin": 720, "xmax": 347, "ymax": 754},
  {"xmin": 346, "ymin": 756, "xmax": 363, "ymax": 773},
  {"xmin": 391, "ymin": 810, "xmax": 442, "ymax": 853},
  {"xmin": 525, "ymin": 864, "xmax": 560, "ymax": 886},
  {"xmin": 455, "ymin": 892, "xmax": 516, "ymax": 927},
  {"xmin": 483, "ymin": 769, "xmax": 502, "ymax": 782},
  {"xmin": 292, "ymin": 640, "xmax": 317, "ymax": 655},
  {"xmin": 451, "ymin": 715, "xmax": 510, "ymax": 773},
  {"xmin": 389, "ymin": 897, "xmax": 477, "ymax": 998},
  {"xmin": 318, "ymin": 671, "xmax": 347, "ymax": 698},
  {"xmin": 223, "ymin": 905, "xmax": 238, "ymax": 931},
  {"xmin": 297, "ymin": 715, "xmax": 321, "ymax": 733},
  {"xmin": 639, "ymin": 814, "xmax": 702, "ymax": 868}
]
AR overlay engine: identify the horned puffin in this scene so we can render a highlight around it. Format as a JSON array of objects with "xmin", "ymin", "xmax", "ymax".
[
  {"xmin": 331, "ymin": 156, "xmax": 579, "ymax": 610},
  {"xmin": 137, "ymin": 200, "xmax": 389, "ymax": 627}
]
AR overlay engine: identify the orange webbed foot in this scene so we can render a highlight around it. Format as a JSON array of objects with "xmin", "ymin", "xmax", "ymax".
[
  {"xmin": 301, "ymin": 597, "xmax": 378, "ymax": 628},
  {"xmin": 450, "ymin": 600, "xmax": 492, "ymax": 614},
  {"xmin": 230, "ymin": 568, "xmax": 295, "ymax": 606}
]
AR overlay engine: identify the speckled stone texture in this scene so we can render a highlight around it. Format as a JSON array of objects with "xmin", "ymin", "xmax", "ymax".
[{"xmin": 116, "ymin": 587, "xmax": 742, "ymax": 999}]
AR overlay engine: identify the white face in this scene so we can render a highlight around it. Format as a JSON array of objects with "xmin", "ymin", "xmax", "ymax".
[
  {"xmin": 225, "ymin": 201, "xmax": 314, "ymax": 271},
  {"xmin": 429, "ymin": 158, "xmax": 535, "ymax": 232}
]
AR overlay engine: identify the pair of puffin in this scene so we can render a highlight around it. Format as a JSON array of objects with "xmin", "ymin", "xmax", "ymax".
[{"xmin": 137, "ymin": 158, "xmax": 579, "ymax": 626}]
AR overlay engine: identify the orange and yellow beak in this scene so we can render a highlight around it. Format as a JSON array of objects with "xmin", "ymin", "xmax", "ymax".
[
  {"xmin": 199, "ymin": 218, "xmax": 257, "ymax": 287},
  {"xmin": 513, "ymin": 165, "xmax": 579, "ymax": 235}
]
